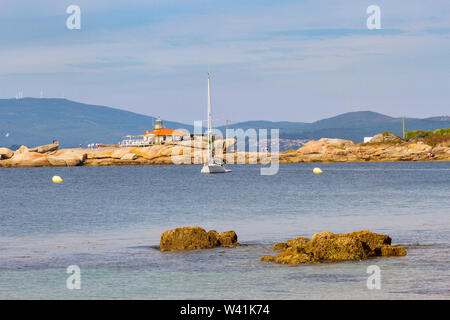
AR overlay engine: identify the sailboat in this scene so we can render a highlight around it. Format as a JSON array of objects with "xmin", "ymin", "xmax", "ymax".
[{"xmin": 201, "ymin": 73, "xmax": 231, "ymax": 174}]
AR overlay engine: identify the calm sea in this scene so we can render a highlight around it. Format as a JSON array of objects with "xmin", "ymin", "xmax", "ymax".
[{"xmin": 0, "ymin": 162, "xmax": 449, "ymax": 299}]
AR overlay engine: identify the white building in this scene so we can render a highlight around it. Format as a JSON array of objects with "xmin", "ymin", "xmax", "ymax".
[{"xmin": 120, "ymin": 117, "xmax": 190, "ymax": 147}]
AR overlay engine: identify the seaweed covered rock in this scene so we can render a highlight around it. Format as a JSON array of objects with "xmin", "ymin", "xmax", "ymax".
[
  {"xmin": 261, "ymin": 230, "xmax": 406, "ymax": 265},
  {"xmin": 218, "ymin": 231, "xmax": 240, "ymax": 247},
  {"xmin": 379, "ymin": 245, "xmax": 407, "ymax": 257},
  {"xmin": 286, "ymin": 237, "xmax": 309, "ymax": 248},
  {"xmin": 273, "ymin": 243, "xmax": 289, "ymax": 251},
  {"xmin": 306, "ymin": 232, "xmax": 367, "ymax": 261},
  {"xmin": 160, "ymin": 227, "xmax": 239, "ymax": 252},
  {"xmin": 261, "ymin": 247, "xmax": 317, "ymax": 264},
  {"xmin": 337, "ymin": 230, "xmax": 391, "ymax": 257}
]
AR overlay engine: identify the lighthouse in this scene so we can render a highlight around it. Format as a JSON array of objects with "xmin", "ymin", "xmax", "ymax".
[{"xmin": 154, "ymin": 116, "xmax": 164, "ymax": 130}]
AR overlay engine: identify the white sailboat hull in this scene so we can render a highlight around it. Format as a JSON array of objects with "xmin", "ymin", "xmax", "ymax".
[{"xmin": 201, "ymin": 163, "xmax": 231, "ymax": 174}]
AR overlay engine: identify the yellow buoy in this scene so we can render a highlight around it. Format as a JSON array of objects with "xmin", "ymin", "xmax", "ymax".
[
  {"xmin": 52, "ymin": 176, "xmax": 63, "ymax": 183},
  {"xmin": 313, "ymin": 167, "xmax": 323, "ymax": 174}
]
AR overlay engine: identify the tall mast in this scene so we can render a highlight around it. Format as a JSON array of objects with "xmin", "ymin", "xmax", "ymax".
[
  {"xmin": 402, "ymin": 116, "xmax": 405, "ymax": 139},
  {"xmin": 207, "ymin": 73, "xmax": 212, "ymax": 162}
]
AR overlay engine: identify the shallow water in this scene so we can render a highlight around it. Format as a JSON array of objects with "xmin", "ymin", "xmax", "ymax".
[{"xmin": 0, "ymin": 162, "xmax": 449, "ymax": 299}]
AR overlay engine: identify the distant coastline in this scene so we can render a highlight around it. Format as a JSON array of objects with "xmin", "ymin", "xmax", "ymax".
[
  {"xmin": 2, "ymin": 98, "xmax": 450, "ymax": 149},
  {"xmin": 1, "ymin": 133, "xmax": 449, "ymax": 168}
]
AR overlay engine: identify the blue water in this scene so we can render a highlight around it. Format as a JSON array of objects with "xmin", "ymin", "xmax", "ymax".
[{"xmin": 0, "ymin": 162, "xmax": 449, "ymax": 299}]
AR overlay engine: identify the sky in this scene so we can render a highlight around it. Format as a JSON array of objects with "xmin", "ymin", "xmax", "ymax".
[{"xmin": 0, "ymin": 0, "xmax": 449, "ymax": 124}]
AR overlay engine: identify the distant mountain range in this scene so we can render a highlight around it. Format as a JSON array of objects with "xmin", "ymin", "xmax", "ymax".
[
  {"xmin": 0, "ymin": 98, "xmax": 193, "ymax": 148},
  {"xmin": 1, "ymin": 98, "xmax": 449, "ymax": 148},
  {"xmin": 267, "ymin": 111, "xmax": 450, "ymax": 142}
]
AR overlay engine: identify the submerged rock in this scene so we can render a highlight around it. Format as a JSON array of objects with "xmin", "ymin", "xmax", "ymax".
[
  {"xmin": 379, "ymin": 245, "xmax": 407, "ymax": 257},
  {"xmin": 261, "ymin": 230, "xmax": 406, "ymax": 265},
  {"xmin": 262, "ymin": 247, "xmax": 317, "ymax": 264},
  {"xmin": 160, "ymin": 227, "xmax": 240, "ymax": 252}
]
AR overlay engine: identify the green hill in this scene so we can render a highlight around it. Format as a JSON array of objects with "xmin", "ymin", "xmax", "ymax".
[
  {"xmin": 219, "ymin": 111, "xmax": 450, "ymax": 142},
  {"xmin": 1, "ymin": 98, "xmax": 449, "ymax": 148},
  {"xmin": 0, "ymin": 98, "xmax": 193, "ymax": 148},
  {"xmin": 271, "ymin": 111, "xmax": 450, "ymax": 141}
]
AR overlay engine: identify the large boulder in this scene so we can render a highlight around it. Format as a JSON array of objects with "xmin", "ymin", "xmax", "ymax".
[
  {"xmin": 318, "ymin": 138, "xmax": 354, "ymax": 147},
  {"xmin": 297, "ymin": 138, "xmax": 353, "ymax": 154},
  {"xmin": 47, "ymin": 149, "xmax": 87, "ymax": 166},
  {"xmin": 261, "ymin": 230, "xmax": 406, "ymax": 265},
  {"xmin": 159, "ymin": 227, "xmax": 240, "ymax": 252},
  {"xmin": 7, "ymin": 149, "xmax": 50, "ymax": 167},
  {"xmin": 0, "ymin": 148, "xmax": 14, "ymax": 159},
  {"xmin": 160, "ymin": 227, "xmax": 218, "ymax": 251},
  {"xmin": 15, "ymin": 145, "xmax": 29, "ymax": 154},
  {"xmin": 370, "ymin": 132, "xmax": 402, "ymax": 143},
  {"xmin": 296, "ymin": 140, "xmax": 327, "ymax": 154},
  {"xmin": 218, "ymin": 231, "xmax": 240, "ymax": 247},
  {"xmin": 292, "ymin": 138, "xmax": 355, "ymax": 162},
  {"xmin": 28, "ymin": 143, "xmax": 59, "ymax": 153},
  {"xmin": 305, "ymin": 232, "xmax": 367, "ymax": 261}
]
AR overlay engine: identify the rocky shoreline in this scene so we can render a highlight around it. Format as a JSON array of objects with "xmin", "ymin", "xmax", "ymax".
[
  {"xmin": 280, "ymin": 135, "xmax": 450, "ymax": 163},
  {"xmin": 1, "ymin": 132, "xmax": 449, "ymax": 168}
]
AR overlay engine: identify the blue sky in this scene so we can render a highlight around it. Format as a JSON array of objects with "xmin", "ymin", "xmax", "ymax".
[{"xmin": 0, "ymin": 0, "xmax": 449, "ymax": 123}]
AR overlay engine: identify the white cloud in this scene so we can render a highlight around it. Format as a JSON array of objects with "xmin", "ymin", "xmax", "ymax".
[{"xmin": 0, "ymin": 0, "xmax": 449, "ymax": 121}]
